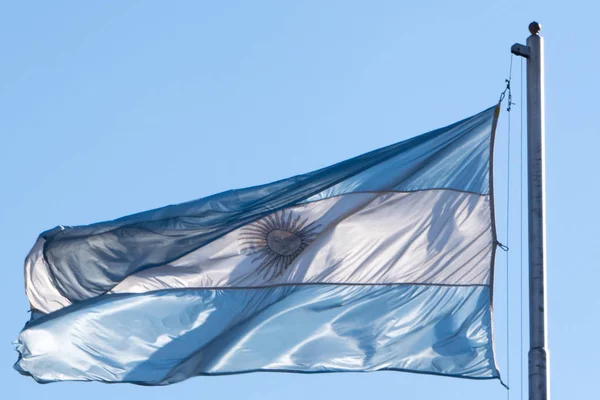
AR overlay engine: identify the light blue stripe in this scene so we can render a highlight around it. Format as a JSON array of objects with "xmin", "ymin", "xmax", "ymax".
[
  {"xmin": 38, "ymin": 106, "xmax": 497, "ymax": 304},
  {"xmin": 304, "ymin": 107, "xmax": 494, "ymax": 202},
  {"xmin": 15, "ymin": 284, "xmax": 498, "ymax": 385}
]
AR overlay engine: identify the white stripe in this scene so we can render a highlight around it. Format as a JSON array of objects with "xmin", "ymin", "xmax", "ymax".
[
  {"xmin": 111, "ymin": 190, "xmax": 493, "ymax": 294},
  {"xmin": 25, "ymin": 238, "xmax": 72, "ymax": 313}
]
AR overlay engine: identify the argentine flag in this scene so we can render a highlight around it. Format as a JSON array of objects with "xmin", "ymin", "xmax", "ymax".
[{"xmin": 15, "ymin": 105, "xmax": 502, "ymax": 385}]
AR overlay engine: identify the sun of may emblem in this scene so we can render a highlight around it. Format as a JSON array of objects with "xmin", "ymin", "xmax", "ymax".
[{"xmin": 239, "ymin": 210, "xmax": 321, "ymax": 280}]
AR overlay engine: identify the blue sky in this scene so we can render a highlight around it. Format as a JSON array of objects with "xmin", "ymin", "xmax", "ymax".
[{"xmin": 1, "ymin": 1, "xmax": 597, "ymax": 399}]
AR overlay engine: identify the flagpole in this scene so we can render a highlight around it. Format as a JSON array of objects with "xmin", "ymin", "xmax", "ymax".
[{"xmin": 511, "ymin": 22, "xmax": 549, "ymax": 400}]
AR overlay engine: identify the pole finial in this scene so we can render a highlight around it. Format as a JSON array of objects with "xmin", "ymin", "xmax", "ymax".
[{"xmin": 529, "ymin": 21, "xmax": 541, "ymax": 35}]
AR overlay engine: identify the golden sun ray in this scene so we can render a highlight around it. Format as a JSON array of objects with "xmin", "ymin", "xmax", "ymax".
[{"xmin": 239, "ymin": 209, "xmax": 321, "ymax": 280}]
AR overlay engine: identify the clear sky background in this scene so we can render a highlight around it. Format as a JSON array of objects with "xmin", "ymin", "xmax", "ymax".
[{"xmin": 1, "ymin": 1, "xmax": 598, "ymax": 399}]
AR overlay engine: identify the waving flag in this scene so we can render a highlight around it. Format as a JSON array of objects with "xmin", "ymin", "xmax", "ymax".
[{"xmin": 15, "ymin": 105, "xmax": 502, "ymax": 385}]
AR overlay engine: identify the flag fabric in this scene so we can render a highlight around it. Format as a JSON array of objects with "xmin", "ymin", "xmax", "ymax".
[{"xmin": 15, "ymin": 105, "xmax": 502, "ymax": 385}]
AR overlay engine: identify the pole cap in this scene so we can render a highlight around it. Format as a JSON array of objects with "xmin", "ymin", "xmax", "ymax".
[{"xmin": 529, "ymin": 21, "xmax": 541, "ymax": 35}]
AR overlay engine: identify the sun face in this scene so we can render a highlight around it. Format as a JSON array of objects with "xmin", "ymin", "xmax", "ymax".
[{"xmin": 239, "ymin": 210, "xmax": 320, "ymax": 280}]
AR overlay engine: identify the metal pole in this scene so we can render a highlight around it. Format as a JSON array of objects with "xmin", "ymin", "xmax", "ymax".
[{"xmin": 511, "ymin": 21, "xmax": 549, "ymax": 400}]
